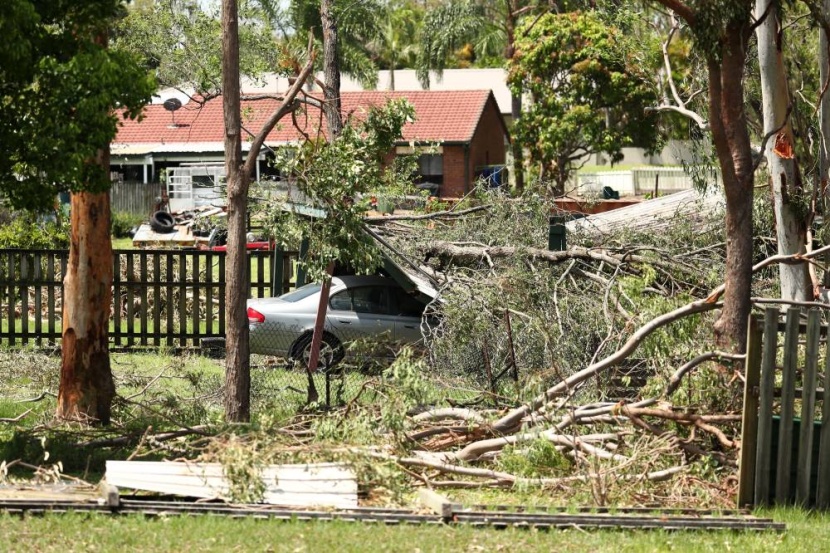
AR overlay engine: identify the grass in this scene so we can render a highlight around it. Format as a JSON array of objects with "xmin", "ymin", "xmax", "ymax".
[
  {"xmin": 4, "ymin": 348, "xmax": 805, "ymax": 552},
  {"xmin": 0, "ymin": 507, "xmax": 821, "ymax": 552}
]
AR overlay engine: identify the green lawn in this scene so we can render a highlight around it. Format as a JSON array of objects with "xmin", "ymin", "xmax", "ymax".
[{"xmin": 0, "ymin": 507, "xmax": 818, "ymax": 552}]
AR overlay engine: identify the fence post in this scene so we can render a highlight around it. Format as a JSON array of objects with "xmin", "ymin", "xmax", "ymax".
[
  {"xmin": 738, "ymin": 314, "xmax": 763, "ymax": 507},
  {"xmin": 776, "ymin": 307, "xmax": 801, "ymax": 504},
  {"xmin": 817, "ymin": 317, "xmax": 830, "ymax": 508},
  {"xmin": 272, "ymin": 246, "xmax": 284, "ymax": 296},
  {"xmin": 753, "ymin": 307, "xmax": 780, "ymax": 506},
  {"xmin": 296, "ymin": 237, "xmax": 310, "ymax": 287},
  {"xmin": 796, "ymin": 309, "xmax": 821, "ymax": 505}
]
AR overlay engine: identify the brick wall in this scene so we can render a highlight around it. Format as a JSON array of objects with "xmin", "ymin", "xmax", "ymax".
[
  {"xmin": 469, "ymin": 97, "xmax": 508, "ymax": 176},
  {"xmin": 383, "ymin": 94, "xmax": 508, "ymax": 199},
  {"xmin": 441, "ymin": 145, "xmax": 468, "ymax": 198},
  {"xmin": 440, "ymin": 97, "xmax": 507, "ymax": 198}
]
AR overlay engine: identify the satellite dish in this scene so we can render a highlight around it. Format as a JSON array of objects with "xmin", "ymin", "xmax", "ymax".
[
  {"xmin": 163, "ymin": 98, "xmax": 183, "ymax": 128},
  {"xmin": 163, "ymin": 98, "xmax": 182, "ymax": 111}
]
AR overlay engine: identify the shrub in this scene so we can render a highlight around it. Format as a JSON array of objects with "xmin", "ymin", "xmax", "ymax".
[
  {"xmin": 0, "ymin": 214, "xmax": 68, "ymax": 249},
  {"xmin": 111, "ymin": 211, "xmax": 144, "ymax": 238}
]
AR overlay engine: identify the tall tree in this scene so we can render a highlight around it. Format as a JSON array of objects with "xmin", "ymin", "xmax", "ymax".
[
  {"xmin": 282, "ymin": 0, "xmax": 383, "ymax": 88},
  {"xmin": 221, "ymin": 0, "xmax": 250, "ymax": 421},
  {"xmin": 755, "ymin": 0, "xmax": 811, "ymax": 302},
  {"xmin": 219, "ymin": 4, "xmax": 316, "ymax": 422},
  {"xmin": 367, "ymin": 2, "xmax": 422, "ymax": 90},
  {"xmin": 1, "ymin": 1, "xmax": 153, "ymax": 423},
  {"xmin": 320, "ymin": 0, "xmax": 342, "ymax": 136},
  {"xmin": 114, "ymin": 0, "xmax": 280, "ymax": 96},
  {"xmin": 652, "ymin": 0, "xmax": 755, "ymax": 351}
]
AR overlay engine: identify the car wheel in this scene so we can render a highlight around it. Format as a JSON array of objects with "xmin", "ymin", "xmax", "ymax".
[
  {"xmin": 290, "ymin": 332, "xmax": 344, "ymax": 371},
  {"xmin": 150, "ymin": 211, "xmax": 176, "ymax": 233}
]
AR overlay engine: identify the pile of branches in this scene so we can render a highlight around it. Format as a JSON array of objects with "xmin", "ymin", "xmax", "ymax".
[{"xmin": 359, "ymin": 189, "xmax": 799, "ymax": 498}]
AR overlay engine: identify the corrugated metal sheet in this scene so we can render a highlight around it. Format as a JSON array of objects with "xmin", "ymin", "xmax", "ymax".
[
  {"xmin": 565, "ymin": 189, "xmax": 724, "ymax": 235},
  {"xmin": 105, "ymin": 461, "xmax": 358, "ymax": 508}
]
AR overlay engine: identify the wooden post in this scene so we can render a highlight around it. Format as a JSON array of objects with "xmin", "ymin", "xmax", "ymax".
[
  {"xmin": 776, "ymin": 307, "xmax": 800, "ymax": 504},
  {"xmin": 817, "ymin": 316, "xmax": 830, "ymax": 508},
  {"xmin": 737, "ymin": 314, "xmax": 762, "ymax": 507},
  {"xmin": 418, "ymin": 489, "xmax": 458, "ymax": 520},
  {"xmin": 296, "ymin": 237, "xmax": 310, "ymax": 287},
  {"xmin": 271, "ymin": 246, "xmax": 284, "ymax": 296},
  {"xmin": 754, "ymin": 307, "xmax": 779, "ymax": 506},
  {"xmin": 796, "ymin": 309, "xmax": 821, "ymax": 505}
]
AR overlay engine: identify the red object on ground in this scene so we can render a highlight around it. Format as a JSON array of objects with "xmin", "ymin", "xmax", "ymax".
[{"xmin": 210, "ymin": 241, "xmax": 271, "ymax": 251}]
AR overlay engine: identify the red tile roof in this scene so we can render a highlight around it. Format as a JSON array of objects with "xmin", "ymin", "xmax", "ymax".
[{"xmin": 114, "ymin": 90, "xmax": 498, "ymax": 147}]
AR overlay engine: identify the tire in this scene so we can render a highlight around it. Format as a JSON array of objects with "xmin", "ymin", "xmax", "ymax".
[
  {"xmin": 289, "ymin": 332, "xmax": 344, "ymax": 371},
  {"xmin": 150, "ymin": 211, "xmax": 176, "ymax": 233}
]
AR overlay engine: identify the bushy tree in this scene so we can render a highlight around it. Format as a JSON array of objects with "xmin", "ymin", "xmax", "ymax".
[
  {"xmin": 113, "ymin": 0, "xmax": 279, "ymax": 94},
  {"xmin": 507, "ymin": 11, "xmax": 661, "ymax": 194},
  {"xmin": 0, "ymin": 0, "xmax": 154, "ymax": 423},
  {"xmin": 1, "ymin": 0, "xmax": 153, "ymax": 209}
]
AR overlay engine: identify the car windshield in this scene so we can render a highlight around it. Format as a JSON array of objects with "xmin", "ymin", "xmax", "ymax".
[{"xmin": 278, "ymin": 283, "xmax": 322, "ymax": 303}]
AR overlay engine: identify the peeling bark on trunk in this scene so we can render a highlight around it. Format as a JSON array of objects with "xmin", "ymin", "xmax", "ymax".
[
  {"xmin": 756, "ymin": 0, "xmax": 810, "ymax": 302},
  {"xmin": 222, "ymin": 0, "xmax": 250, "ymax": 422},
  {"xmin": 58, "ymin": 188, "xmax": 115, "ymax": 424}
]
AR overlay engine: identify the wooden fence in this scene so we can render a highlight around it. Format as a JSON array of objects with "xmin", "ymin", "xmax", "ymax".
[
  {"xmin": 0, "ymin": 248, "xmax": 298, "ymax": 348},
  {"xmin": 738, "ymin": 307, "xmax": 830, "ymax": 508},
  {"xmin": 110, "ymin": 181, "xmax": 163, "ymax": 216}
]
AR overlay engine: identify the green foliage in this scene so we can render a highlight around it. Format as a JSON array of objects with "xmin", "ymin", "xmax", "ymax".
[
  {"xmin": 281, "ymin": 0, "xmax": 385, "ymax": 88},
  {"xmin": 114, "ymin": 0, "xmax": 278, "ymax": 92},
  {"xmin": 0, "ymin": 214, "xmax": 68, "ymax": 249},
  {"xmin": 0, "ymin": 0, "xmax": 155, "ymax": 211},
  {"xmin": 367, "ymin": 1, "xmax": 423, "ymax": 72},
  {"xmin": 416, "ymin": 0, "xmax": 486, "ymax": 86},
  {"xmin": 689, "ymin": 1, "xmax": 753, "ymax": 62},
  {"xmin": 110, "ymin": 211, "xmax": 143, "ymax": 238},
  {"xmin": 383, "ymin": 347, "xmax": 430, "ymax": 407},
  {"xmin": 497, "ymin": 438, "xmax": 570, "ymax": 478},
  {"xmin": 508, "ymin": 11, "xmax": 661, "ymax": 193},
  {"xmin": 263, "ymin": 98, "xmax": 416, "ymax": 282},
  {"xmin": 216, "ymin": 434, "xmax": 267, "ymax": 503}
]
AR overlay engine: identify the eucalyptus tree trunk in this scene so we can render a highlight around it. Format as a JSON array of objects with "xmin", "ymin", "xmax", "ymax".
[
  {"xmin": 820, "ymin": 0, "xmax": 830, "ymax": 291},
  {"xmin": 221, "ymin": 0, "xmax": 250, "ymax": 422},
  {"xmin": 304, "ymin": 0, "xmax": 343, "ymax": 401},
  {"xmin": 756, "ymin": 0, "xmax": 811, "ymax": 301},
  {"xmin": 653, "ymin": 0, "xmax": 755, "ymax": 352},
  {"xmin": 706, "ymin": 20, "xmax": 756, "ymax": 353},
  {"xmin": 57, "ymin": 33, "xmax": 115, "ymax": 425},
  {"xmin": 58, "ymin": 185, "xmax": 115, "ymax": 424},
  {"xmin": 823, "ymin": 1, "xmax": 830, "ymax": 177}
]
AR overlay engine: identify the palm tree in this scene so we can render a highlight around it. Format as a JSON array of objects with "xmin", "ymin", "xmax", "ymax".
[
  {"xmin": 415, "ymin": 0, "xmax": 541, "ymax": 191},
  {"xmin": 367, "ymin": 2, "xmax": 422, "ymax": 90},
  {"xmin": 278, "ymin": 0, "xmax": 384, "ymax": 88}
]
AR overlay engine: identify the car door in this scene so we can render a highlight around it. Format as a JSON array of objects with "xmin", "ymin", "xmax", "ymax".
[
  {"xmin": 327, "ymin": 285, "xmax": 397, "ymax": 345},
  {"xmin": 389, "ymin": 286, "xmax": 427, "ymax": 344}
]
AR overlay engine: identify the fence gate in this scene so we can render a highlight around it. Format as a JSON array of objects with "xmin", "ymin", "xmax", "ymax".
[{"xmin": 738, "ymin": 307, "xmax": 830, "ymax": 508}]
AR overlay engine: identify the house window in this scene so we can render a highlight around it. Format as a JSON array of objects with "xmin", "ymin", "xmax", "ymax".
[{"xmin": 417, "ymin": 154, "xmax": 443, "ymax": 186}]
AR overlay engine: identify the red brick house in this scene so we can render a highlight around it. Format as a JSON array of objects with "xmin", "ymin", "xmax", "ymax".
[{"xmin": 112, "ymin": 90, "xmax": 509, "ymax": 199}]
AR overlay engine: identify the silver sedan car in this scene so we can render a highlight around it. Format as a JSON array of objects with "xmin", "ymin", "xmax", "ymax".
[{"xmin": 247, "ymin": 275, "xmax": 428, "ymax": 368}]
